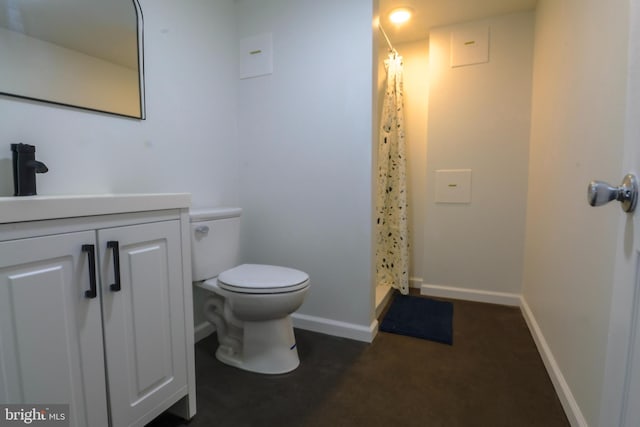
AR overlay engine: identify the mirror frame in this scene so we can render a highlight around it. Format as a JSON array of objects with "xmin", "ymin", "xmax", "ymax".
[
  {"xmin": 0, "ymin": 0, "xmax": 146, "ymax": 120},
  {"xmin": 133, "ymin": 0, "xmax": 146, "ymax": 119}
]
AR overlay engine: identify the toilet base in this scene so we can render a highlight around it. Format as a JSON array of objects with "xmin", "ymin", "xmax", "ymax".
[{"xmin": 215, "ymin": 316, "xmax": 300, "ymax": 374}]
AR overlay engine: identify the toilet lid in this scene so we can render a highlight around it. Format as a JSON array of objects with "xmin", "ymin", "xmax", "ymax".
[{"xmin": 218, "ymin": 264, "xmax": 309, "ymax": 294}]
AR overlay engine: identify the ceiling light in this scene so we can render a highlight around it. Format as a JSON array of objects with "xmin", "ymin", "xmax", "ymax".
[{"xmin": 389, "ymin": 8, "xmax": 412, "ymax": 24}]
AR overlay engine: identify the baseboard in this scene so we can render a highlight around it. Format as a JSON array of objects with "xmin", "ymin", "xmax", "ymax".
[
  {"xmin": 520, "ymin": 298, "xmax": 587, "ymax": 427},
  {"xmin": 196, "ymin": 315, "xmax": 378, "ymax": 344},
  {"xmin": 291, "ymin": 313, "xmax": 378, "ymax": 343},
  {"xmin": 194, "ymin": 321, "xmax": 215, "ymax": 343},
  {"xmin": 409, "ymin": 276, "xmax": 423, "ymax": 289},
  {"xmin": 375, "ymin": 285, "xmax": 395, "ymax": 318},
  {"xmin": 420, "ymin": 283, "xmax": 521, "ymax": 307}
]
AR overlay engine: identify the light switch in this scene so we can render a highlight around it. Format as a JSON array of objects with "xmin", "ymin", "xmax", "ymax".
[
  {"xmin": 239, "ymin": 33, "xmax": 273, "ymax": 79},
  {"xmin": 435, "ymin": 169, "xmax": 472, "ymax": 203}
]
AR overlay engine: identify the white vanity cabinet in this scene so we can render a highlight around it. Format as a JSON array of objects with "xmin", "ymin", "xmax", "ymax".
[
  {"xmin": 0, "ymin": 230, "xmax": 110, "ymax": 426},
  {"xmin": 0, "ymin": 194, "xmax": 196, "ymax": 427}
]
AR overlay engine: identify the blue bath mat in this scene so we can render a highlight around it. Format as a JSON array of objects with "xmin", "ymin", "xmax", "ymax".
[{"xmin": 380, "ymin": 295, "xmax": 453, "ymax": 345}]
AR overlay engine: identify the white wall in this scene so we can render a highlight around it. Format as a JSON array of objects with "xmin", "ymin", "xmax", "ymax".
[
  {"xmin": 422, "ymin": 12, "xmax": 534, "ymax": 298},
  {"xmin": 235, "ymin": 0, "xmax": 375, "ymax": 336},
  {"xmin": 523, "ymin": 0, "xmax": 630, "ymax": 424},
  {"xmin": 0, "ymin": 0, "xmax": 377, "ymax": 341},
  {"xmin": 0, "ymin": 0, "xmax": 239, "ymax": 210}
]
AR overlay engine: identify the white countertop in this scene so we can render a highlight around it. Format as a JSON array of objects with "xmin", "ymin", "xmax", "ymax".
[{"xmin": 0, "ymin": 193, "xmax": 191, "ymax": 224}]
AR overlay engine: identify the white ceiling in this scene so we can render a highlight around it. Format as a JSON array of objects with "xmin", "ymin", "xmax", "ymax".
[{"xmin": 379, "ymin": 0, "xmax": 538, "ymax": 44}]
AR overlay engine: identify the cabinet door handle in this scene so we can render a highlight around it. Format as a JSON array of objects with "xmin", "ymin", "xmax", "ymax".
[
  {"xmin": 107, "ymin": 241, "xmax": 122, "ymax": 292},
  {"xmin": 82, "ymin": 244, "xmax": 97, "ymax": 299}
]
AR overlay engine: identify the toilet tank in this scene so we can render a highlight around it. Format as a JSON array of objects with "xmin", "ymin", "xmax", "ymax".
[{"xmin": 190, "ymin": 207, "xmax": 242, "ymax": 281}]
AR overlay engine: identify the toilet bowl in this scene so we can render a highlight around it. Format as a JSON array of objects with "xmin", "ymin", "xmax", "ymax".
[{"xmin": 190, "ymin": 208, "xmax": 310, "ymax": 374}]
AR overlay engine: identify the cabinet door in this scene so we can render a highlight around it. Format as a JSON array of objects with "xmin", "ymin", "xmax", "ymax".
[
  {"xmin": 99, "ymin": 221, "xmax": 187, "ymax": 427},
  {"xmin": 0, "ymin": 231, "xmax": 109, "ymax": 427}
]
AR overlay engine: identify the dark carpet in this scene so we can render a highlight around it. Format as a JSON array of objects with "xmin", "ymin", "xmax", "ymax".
[
  {"xmin": 380, "ymin": 294, "xmax": 453, "ymax": 344},
  {"xmin": 147, "ymin": 296, "xmax": 569, "ymax": 427}
]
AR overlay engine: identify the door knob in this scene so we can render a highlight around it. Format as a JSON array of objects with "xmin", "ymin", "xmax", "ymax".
[{"xmin": 587, "ymin": 173, "xmax": 638, "ymax": 213}]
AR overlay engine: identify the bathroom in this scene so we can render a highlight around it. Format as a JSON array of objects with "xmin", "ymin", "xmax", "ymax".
[{"xmin": 0, "ymin": 0, "xmax": 638, "ymax": 426}]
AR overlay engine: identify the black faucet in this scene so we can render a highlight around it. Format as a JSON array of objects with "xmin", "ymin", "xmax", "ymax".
[{"xmin": 11, "ymin": 143, "xmax": 48, "ymax": 196}]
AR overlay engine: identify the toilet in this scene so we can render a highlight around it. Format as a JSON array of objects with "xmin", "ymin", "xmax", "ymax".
[{"xmin": 190, "ymin": 207, "xmax": 310, "ymax": 374}]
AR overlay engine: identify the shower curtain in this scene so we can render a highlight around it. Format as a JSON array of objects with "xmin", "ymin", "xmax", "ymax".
[{"xmin": 376, "ymin": 52, "xmax": 409, "ymax": 295}]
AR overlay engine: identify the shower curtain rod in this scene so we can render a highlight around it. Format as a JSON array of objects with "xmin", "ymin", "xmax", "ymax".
[{"xmin": 378, "ymin": 24, "xmax": 397, "ymax": 54}]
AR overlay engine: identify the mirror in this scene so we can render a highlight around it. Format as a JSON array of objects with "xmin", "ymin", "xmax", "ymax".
[{"xmin": 0, "ymin": 0, "xmax": 145, "ymax": 119}]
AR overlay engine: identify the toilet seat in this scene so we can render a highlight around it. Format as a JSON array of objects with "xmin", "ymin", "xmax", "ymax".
[{"xmin": 218, "ymin": 264, "xmax": 309, "ymax": 294}]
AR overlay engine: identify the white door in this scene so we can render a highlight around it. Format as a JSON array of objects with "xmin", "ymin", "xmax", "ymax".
[
  {"xmin": 599, "ymin": 0, "xmax": 640, "ymax": 425},
  {"xmin": 99, "ymin": 220, "xmax": 187, "ymax": 427},
  {"xmin": 0, "ymin": 231, "xmax": 109, "ymax": 427}
]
